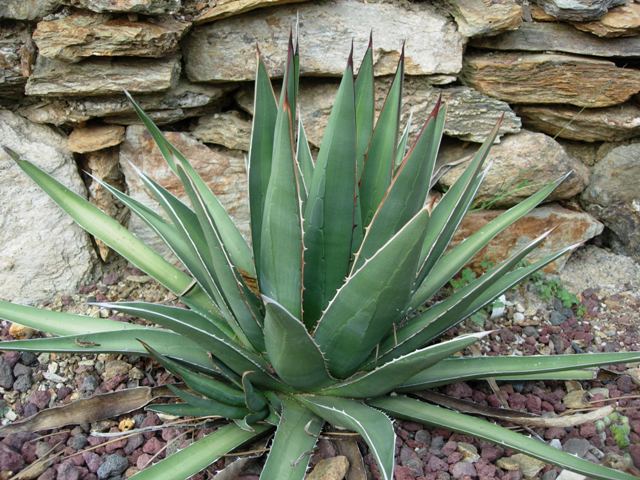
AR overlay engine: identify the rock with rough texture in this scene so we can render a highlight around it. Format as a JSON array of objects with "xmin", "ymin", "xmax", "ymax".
[
  {"xmin": 471, "ymin": 22, "xmax": 640, "ymax": 57},
  {"xmin": 306, "ymin": 456, "xmax": 350, "ymax": 480},
  {"xmin": 508, "ymin": 454, "xmax": 546, "ymax": 478},
  {"xmin": 0, "ymin": 1, "xmax": 60, "ymax": 20},
  {"xmin": 581, "ymin": 144, "xmax": 640, "ymax": 261},
  {"xmin": 33, "ymin": 12, "xmax": 190, "ymax": 63},
  {"xmin": 532, "ymin": 0, "xmax": 625, "ymax": 21},
  {"xmin": 572, "ymin": 3, "xmax": 640, "ymax": 37},
  {"xmin": 197, "ymin": 0, "xmax": 309, "ymax": 23},
  {"xmin": 25, "ymin": 55, "xmax": 181, "ymax": 97},
  {"xmin": 442, "ymin": 0, "xmax": 522, "ymax": 37},
  {"xmin": 516, "ymin": 104, "xmax": 640, "ymax": 142},
  {"xmin": 452, "ymin": 204, "xmax": 603, "ymax": 272},
  {"xmin": 20, "ymin": 79, "xmax": 232, "ymax": 126},
  {"xmin": 0, "ymin": 23, "xmax": 35, "ymax": 98},
  {"xmin": 439, "ymin": 131, "xmax": 589, "ymax": 207},
  {"xmin": 462, "ymin": 52, "xmax": 640, "ymax": 107},
  {"xmin": 63, "ymin": 0, "xmax": 180, "ymax": 14},
  {"xmin": 120, "ymin": 126, "xmax": 249, "ymax": 256},
  {"xmin": 68, "ymin": 125, "xmax": 125, "ymax": 153},
  {"xmin": 191, "ymin": 111, "xmax": 251, "ymax": 151},
  {"xmin": 0, "ymin": 110, "xmax": 96, "ymax": 304},
  {"xmin": 184, "ymin": 0, "xmax": 463, "ymax": 82},
  {"xmin": 237, "ymin": 78, "xmax": 520, "ymax": 145}
]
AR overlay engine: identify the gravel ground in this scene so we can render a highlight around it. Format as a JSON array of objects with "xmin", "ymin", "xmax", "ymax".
[{"xmin": 1, "ymin": 251, "xmax": 639, "ymax": 480}]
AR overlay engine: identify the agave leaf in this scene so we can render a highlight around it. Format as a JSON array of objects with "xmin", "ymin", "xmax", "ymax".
[
  {"xmin": 398, "ymin": 352, "xmax": 640, "ymax": 390},
  {"xmin": 394, "ymin": 110, "xmax": 412, "ymax": 171},
  {"xmin": 371, "ymin": 396, "xmax": 638, "ymax": 480},
  {"xmin": 411, "ymin": 173, "xmax": 571, "ymax": 308},
  {"xmin": 260, "ymin": 397, "xmax": 323, "ymax": 480},
  {"xmin": 319, "ymin": 332, "xmax": 488, "ymax": 398},
  {"xmin": 263, "ymin": 298, "xmax": 333, "ymax": 389},
  {"xmin": 280, "ymin": 34, "xmax": 297, "ymax": 126},
  {"xmin": 260, "ymin": 98, "xmax": 303, "ymax": 318},
  {"xmin": 299, "ymin": 395, "xmax": 395, "ymax": 480},
  {"xmin": 354, "ymin": 34, "xmax": 374, "ymax": 179},
  {"xmin": 358, "ymin": 48, "xmax": 403, "ymax": 227},
  {"xmin": 302, "ymin": 54, "xmax": 357, "ymax": 327},
  {"xmin": 296, "ymin": 119, "xmax": 314, "ymax": 202},
  {"xmin": 167, "ymin": 384, "xmax": 250, "ymax": 419},
  {"xmin": 241, "ymin": 372, "xmax": 268, "ymax": 412},
  {"xmin": 130, "ymin": 423, "xmax": 270, "ymax": 480},
  {"xmin": 313, "ymin": 208, "xmax": 429, "ymax": 378},
  {"xmin": 352, "ymin": 100, "xmax": 445, "ymax": 272},
  {"xmin": 146, "ymin": 403, "xmax": 222, "ymax": 417},
  {"xmin": 497, "ymin": 370, "xmax": 596, "ymax": 381}
]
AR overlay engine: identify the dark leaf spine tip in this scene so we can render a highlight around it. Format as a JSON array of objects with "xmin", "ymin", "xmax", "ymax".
[
  {"xmin": 347, "ymin": 41, "xmax": 354, "ymax": 69},
  {"xmin": 368, "ymin": 30, "xmax": 373, "ymax": 49},
  {"xmin": 400, "ymin": 41, "xmax": 406, "ymax": 60},
  {"xmin": 2, "ymin": 145, "xmax": 18, "ymax": 159}
]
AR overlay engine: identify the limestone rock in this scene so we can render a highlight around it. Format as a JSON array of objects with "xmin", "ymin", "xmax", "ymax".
[
  {"xmin": 441, "ymin": 0, "xmax": 522, "ymax": 38},
  {"xmin": 516, "ymin": 104, "xmax": 640, "ymax": 142},
  {"xmin": 68, "ymin": 125, "xmax": 125, "ymax": 153},
  {"xmin": 462, "ymin": 52, "xmax": 640, "ymax": 107},
  {"xmin": 191, "ymin": 111, "xmax": 251, "ymax": 151},
  {"xmin": 196, "ymin": 0, "xmax": 309, "ymax": 23},
  {"xmin": 0, "ymin": 110, "xmax": 96, "ymax": 303},
  {"xmin": 532, "ymin": 0, "xmax": 625, "ymax": 21},
  {"xmin": 120, "ymin": 126, "xmax": 249, "ymax": 256},
  {"xmin": 581, "ymin": 143, "xmax": 640, "ymax": 260},
  {"xmin": 26, "ymin": 55, "xmax": 181, "ymax": 97},
  {"xmin": 452, "ymin": 205, "xmax": 604, "ymax": 272},
  {"xmin": 33, "ymin": 12, "xmax": 190, "ymax": 63},
  {"xmin": 20, "ymin": 79, "xmax": 233, "ymax": 126},
  {"xmin": 572, "ymin": 3, "xmax": 640, "ymax": 37},
  {"xmin": 0, "ymin": 22, "xmax": 35, "ymax": 98},
  {"xmin": 237, "ymin": 78, "xmax": 520, "ymax": 145},
  {"xmin": 439, "ymin": 131, "xmax": 588, "ymax": 208},
  {"xmin": 184, "ymin": 0, "xmax": 463, "ymax": 82},
  {"xmin": 470, "ymin": 22, "xmax": 640, "ymax": 57},
  {"xmin": 63, "ymin": 0, "xmax": 180, "ymax": 14},
  {"xmin": 306, "ymin": 456, "xmax": 350, "ymax": 480},
  {"xmin": 0, "ymin": 0, "xmax": 61, "ymax": 20}
]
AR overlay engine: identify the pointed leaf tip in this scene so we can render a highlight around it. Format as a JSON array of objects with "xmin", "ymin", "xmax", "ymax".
[
  {"xmin": 2, "ymin": 145, "xmax": 19, "ymax": 160},
  {"xmin": 368, "ymin": 30, "xmax": 373, "ymax": 48}
]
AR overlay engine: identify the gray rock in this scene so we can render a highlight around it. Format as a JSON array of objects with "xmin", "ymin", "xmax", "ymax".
[
  {"xmin": 97, "ymin": 454, "xmax": 128, "ymax": 479},
  {"xmin": 80, "ymin": 375, "xmax": 98, "ymax": 395},
  {"xmin": 0, "ymin": 110, "xmax": 96, "ymax": 304},
  {"xmin": 0, "ymin": 357, "xmax": 14, "ymax": 389},
  {"xmin": 451, "ymin": 461, "xmax": 477, "ymax": 479},
  {"xmin": 184, "ymin": 0, "xmax": 463, "ymax": 82},
  {"xmin": 563, "ymin": 438, "xmax": 593, "ymax": 458},
  {"xmin": 13, "ymin": 373, "xmax": 32, "ymax": 392},
  {"xmin": 68, "ymin": 434, "xmax": 88, "ymax": 450},
  {"xmin": 191, "ymin": 111, "xmax": 251, "ymax": 151},
  {"xmin": 0, "ymin": 22, "xmax": 34, "ymax": 98},
  {"xmin": 581, "ymin": 143, "xmax": 640, "ymax": 260},
  {"xmin": 0, "ymin": 0, "xmax": 60, "ymax": 20},
  {"xmin": 549, "ymin": 311, "xmax": 567, "ymax": 326},
  {"xmin": 438, "ymin": 131, "xmax": 589, "ymax": 208},
  {"xmin": 441, "ymin": 0, "xmax": 522, "ymax": 38},
  {"xmin": 64, "ymin": 0, "xmax": 180, "ymax": 14},
  {"xmin": 25, "ymin": 55, "xmax": 181, "ymax": 97},
  {"xmin": 532, "ymin": 0, "xmax": 625, "ymax": 21}
]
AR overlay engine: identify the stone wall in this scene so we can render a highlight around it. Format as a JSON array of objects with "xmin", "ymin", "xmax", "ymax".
[{"xmin": 1, "ymin": 0, "xmax": 639, "ymax": 303}]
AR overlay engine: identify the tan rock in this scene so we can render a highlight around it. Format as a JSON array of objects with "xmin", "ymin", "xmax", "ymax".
[
  {"xmin": 197, "ymin": 0, "xmax": 308, "ymax": 23},
  {"xmin": 462, "ymin": 52, "xmax": 640, "ymax": 107},
  {"xmin": 530, "ymin": 4, "xmax": 557, "ymax": 21},
  {"xmin": 452, "ymin": 205, "xmax": 604, "ymax": 272},
  {"xmin": 120, "ymin": 126, "xmax": 250, "ymax": 256},
  {"xmin": 63, "ymin": 0, "xmax": 180, "ymax": 14},
  {"xmin": 470, "ymin": 22, "xmax": 640, "ymax": 57},
  {"xmin": 0, "ymin": 0, "xmax": 61, "ymax": 20},
  {"xmin": 184, "ymin": 0, "xmax": 463, "ymax": 81},
  {"xmin": 25, "ymin": 55, "xmax": 181, "ymax": 97},
  {"xmin": 103, "ymin": 359, "xmax": 131, "ymax": 380},
  {"xmin": 532, "ymin": 0, "xmax": 625, "ymax": 21},
  {"xmin": 0, "ymin": 22, "xmax": 35, "ymax": 98},
  {"xmin": 439, "ymin": 131, "xmax": 589, "ymax": 207},
  {"xmin": 8, "ymin": 323, "xmax": 35, "ymax": 339},
  {"xmin": 68, "ymin": 125, "xmax": 125, "ymax": 153},
  {"xmin": 572, "ymin": 3, "xmax": 640, "ymax": 37},
  {"xmin": 191, "ymin": 111, "xmax": 251, "ymax": 151},
  {"xmin": 306, "ymin": 456, "xmax": 349, "ymax": 480},
  {"xmin": 33, "ymin": 12, "xmax": 190, "ymax": 63},
  {"xmin": 516, "ymin": 104, "xmax": 640, "ymax": 143},
  {"xmin": 441, "ymin": 0, "xmax": 522, "ymax": 38},
  {"xmin": 508, "ymin": 454, "xmax": 546, "ymax": 478}
]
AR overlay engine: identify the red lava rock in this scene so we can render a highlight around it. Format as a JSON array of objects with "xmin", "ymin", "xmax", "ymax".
[
  {"xmin": 125, "ymin": 434, "xmax": 145, "ymax": 455},
  {"xmin": 82, "ymin": 451, "xmax": 102, "ymax": 473},
  {"xmin": 447, "ymin": 452, "xmax": 463, "ymax": 464},
  {"xmin": 445, "ymin": 383, "xmax": 473, "ymax": 399},
  {"xmin": 0, "ymin": 443, "xmax": 25, "ymax": 473},
  {"xmin": 37, "ymin": 467, "xmax": 56, "ymax": 480},
  {"xmin": 508, "ymin": 393, "xmax": 526, "ymax": 410},
  {"xmin": 545, "ymin": 427, "xmax": 567, "ymax": 440},
  {"xmin": 629, "ymin": 444, "xmax": 640, "ymax": 469},
  {"xmin": 3, "ymin": 432, "xmax": 34, "ymax": 450},
  {"xmin": 442, "ymin": 441, "xmax": 458, "ymax": 456},
  {"xmin": 394, "ymin": 465, "xmax": 416, "ymax": 480},
  {"xmin": 476, "ymin": 460, "xmax": 497, "ymax": 478},
  {"xmin": 142, "ymin": 436, "xmax": 165, "ymax": 455},
  {"xmin": 105, "ymin": 436, "xmax": 127, "ymax": 453},
  {"xmin": 403, "ymin": 422, "xmax": 423, "ymax": 432},
  {"xmin": 502, "ymin": 471, "xmax": 523, "ymax": 480},
  {"xmin": 57, "ymin": 386, "xmax": 73, "ymax": 400},
  {"xmin": 141, "ymin": 414, "xmax": 161, "ymax": 439},
  {"xmin": 579, "ymin": 423, "xmax": 597, "ymax": 437},
  {"xmin": 631, "ymin": 420, "xmax": 640, "ymax": 435},
  {"xmin": 161, "ymin": 427, "xmax": 180, "ymax": 441},
  {"xmin": 136, "ymin": 453, "xmax": 154, "ymax": 470},
  {"xmin": 427, "ymin": 455, "xmax": 449, "ymax": 473},
  {"xmin": 28, "ymin": 390, "xmax": 51, "ymax": 409},
  {"xmin": 616, "ymin": 375, "xmax": 635, "ymax": 393},
  {"xmin": 4, "ymin": 351, "xmax": 21, "ymax": 367},
  {"xmin": 480, "ymin": 445, "xmax": 502, "ymax": 462},
  {"xmin": 487, "ymin": 395, "xmax": 502, "ymax": 408},
  {"xmin": 56, "ymin": 460, "xmax": 81, "ymax": 480},
  {"xmin": 20, "ymin": 441, "xmax": 37, "ymax": 463},
  {"xmin": 450, "ymin": 461, "xmax": 476, "ymax": 479},
  {"xmin": 525, "ymin": 394, "xmax": 541, "ymax": 413}
]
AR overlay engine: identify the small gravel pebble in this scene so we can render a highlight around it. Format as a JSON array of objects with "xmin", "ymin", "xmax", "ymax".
[{"xmin": 97, "ymin": 454, "xmax": 128, "ymax": 479}]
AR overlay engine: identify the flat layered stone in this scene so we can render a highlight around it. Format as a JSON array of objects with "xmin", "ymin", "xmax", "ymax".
[
  {"xmin": 0, "ymin": 22, "xmax": 35, "ymax": 98},
  {"xmin": 0, "ymin": 109, "xmax": 96, "ymax": 303},
  {"xmin": 517, "ymin": 104, "xmax": 640, "ymax": 142},
  {"xmin": 471, "ymin": 22, "xmax": 640, "ymax": 57},
  {"xmin": 462, "ymin": 52, "xmax": 640, "ymax": 107},
  {"xmin": 572, "ymin": 3, "xmax": 640, "ymax": 37},
  {"xmin": 532, "ymin": 0, "xmax": 625, "ymax": 21},
  {"xmin": 120, "ymin": 126, "xmax": 249, "ymax": 256},
  {"xmin": 196, "ymin": 0, "xmax": 309, "ymax": 23},
  {"xmin": 453, "ymin": 205, "xmax": 603, "ymax": 272},
  {"xmin": 191, "ymin": 111, "xmax": 251, "ymax": 151},
  {"xmin": 63, "ymin": 0, "xmax": 180, "ymax": 14},
  {"xmin": 236, "ymin": 78, "xmax": 520, "ymax": 145},
  {"xmin": 68, "ymin": 124, "xmax": 125, "ymax": 153},
  {"xmin": 33, "ymin": 12, "xmax": 190, "ymax": 63},
  {"xmin": 439, "ymin": 130, "xmax": 589, "ymax": 208},
  {"xmin": 0, "ymin": 0, "xmax": 61, "ymax": 20},
  {"xmin": 25, "ymin": 55, "xmax": 181, "ymax": 97},
  {"xmin": 441, "ymin": 0, "xmax": 522, "ymax": 38},
  {"xmin": 184, "ymin": 0, "xmax": 463, "ymax": 81}
]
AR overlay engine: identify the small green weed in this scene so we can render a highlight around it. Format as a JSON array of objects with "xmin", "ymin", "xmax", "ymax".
[{"xmin": 597, "ymin": 412, "xmax": 631, "ymax": 449}]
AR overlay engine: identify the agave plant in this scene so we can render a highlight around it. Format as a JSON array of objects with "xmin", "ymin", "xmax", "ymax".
[{"xmin": 2, "ymin": 37, "xmax": 639, "ymax": 480}]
